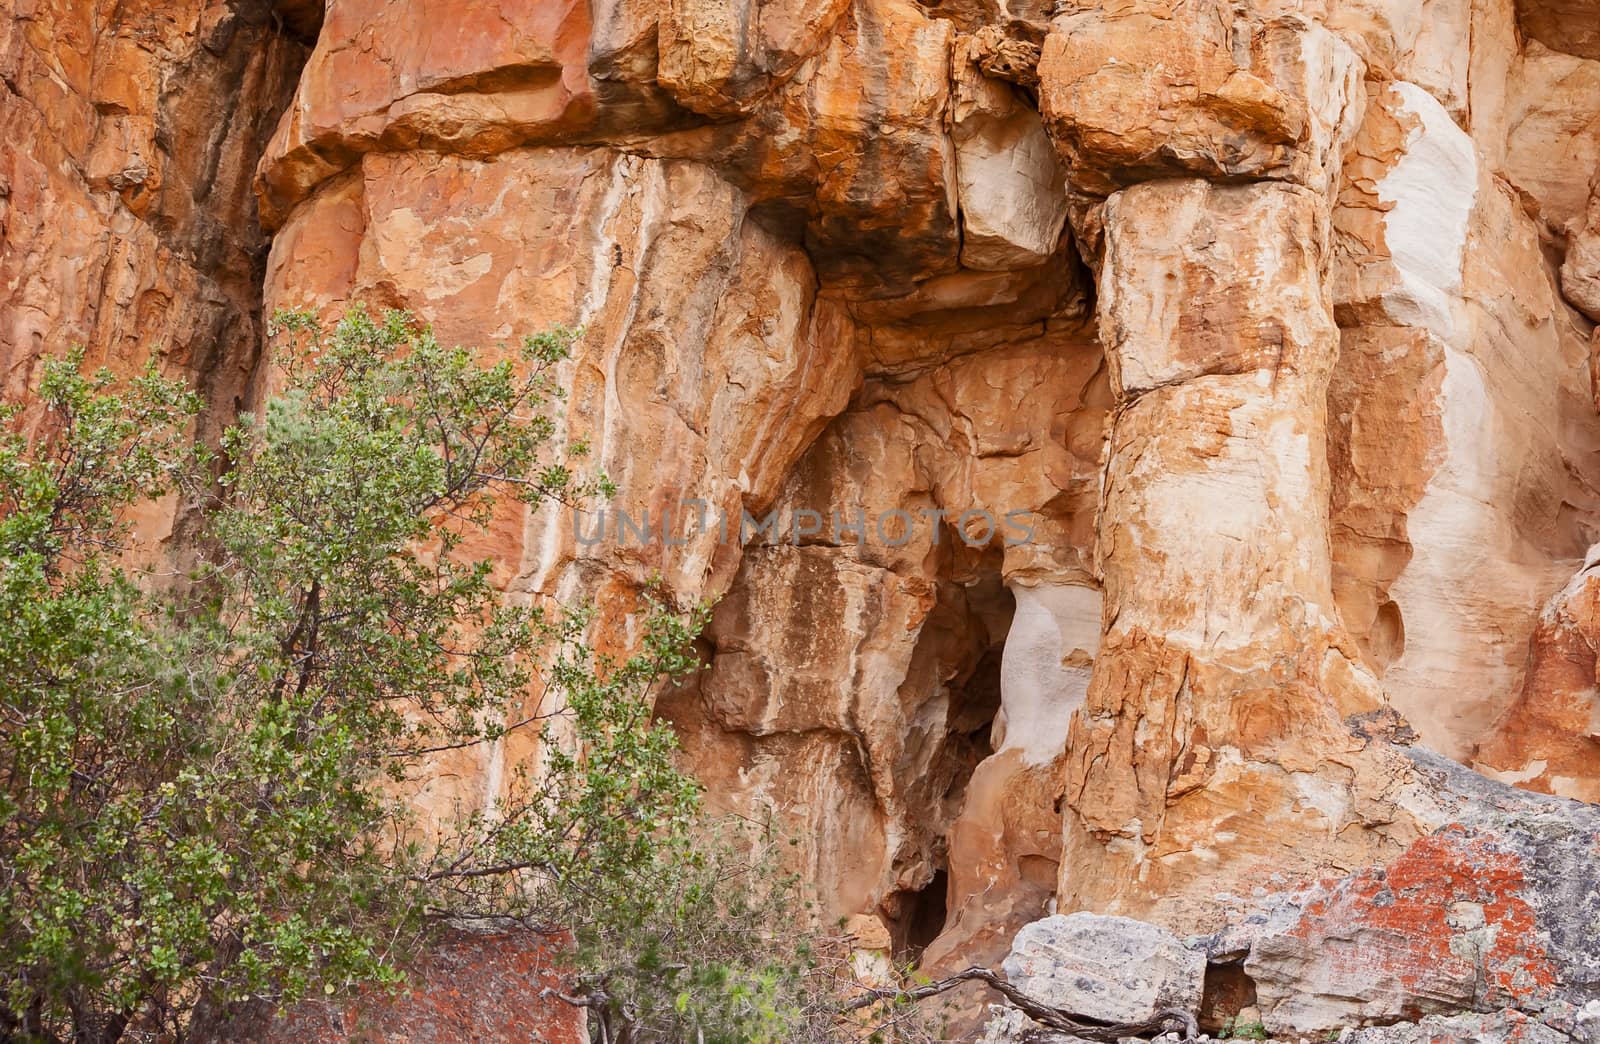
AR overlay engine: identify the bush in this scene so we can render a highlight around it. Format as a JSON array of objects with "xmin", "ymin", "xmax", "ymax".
[{"xmin": 0, "ymin": 310, "xmax": 796, "ymax": 1042}]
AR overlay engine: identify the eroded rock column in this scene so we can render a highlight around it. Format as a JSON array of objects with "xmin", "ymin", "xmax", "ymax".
[
  {"xmin": 1059, "ymin": 179, "xmax": 1412, "ymax": 928},
  {"xmin": 1033, "ymin": 0, "xmax": 1431, "ymax": 928}
]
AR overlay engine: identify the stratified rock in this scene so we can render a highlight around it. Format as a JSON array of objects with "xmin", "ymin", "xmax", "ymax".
[
  {"xmin": 256, "ymin": 0, "xmax": 606, "ymax": 230},
  {"xmin": 265, "ymin": 145, "xmax": 858, "ymax": 829},
  {"xmin": 664, "ymin": 326, "xmax": 1106, "ymax": 962},
  {"xmin": 1001, "ymin": 913, "xmax": 1205, "ymax": 1025},
  {"xmin": 715, "ymin": 0, "xmax": 963, "ymax": 285}
]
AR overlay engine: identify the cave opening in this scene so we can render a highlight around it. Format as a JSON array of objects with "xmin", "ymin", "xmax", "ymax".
[
  {"xmin": 1198, "ymin": 961, "xmax": 1259, "ymax": 1035},
  {"xmin": 950, "ymin": 644, "xmax": 1004, "ymax": 768},
  {"xmin": 887, "ymin": 570, "xmax": 1013, "ymax": 963},
  {"xmin": 939, "ymin": 567, "xmax": 1013, "ymax": 810},
  {"xmin": 897, "ymin": 867, "xmax": 951, "ymax": 962}
]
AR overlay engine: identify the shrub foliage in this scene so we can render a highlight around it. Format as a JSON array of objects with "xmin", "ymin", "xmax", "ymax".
[{"xmin": 0, "ymin": 310, "xmax": 876, "ymax": 1043}]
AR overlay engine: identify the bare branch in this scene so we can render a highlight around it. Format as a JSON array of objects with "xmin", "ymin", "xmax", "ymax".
[{"xmin": 842, "ymin": 966, "xmax": 1198, "ymax": 1043}]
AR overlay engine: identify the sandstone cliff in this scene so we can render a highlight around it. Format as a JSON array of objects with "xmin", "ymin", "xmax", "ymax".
[{"xmin": 4, "ymin": 0, "xmax": 1600, "ymax": 1036}]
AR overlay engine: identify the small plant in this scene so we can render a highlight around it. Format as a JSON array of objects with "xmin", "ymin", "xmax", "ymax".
[{"xmin": 1219, "ymin": 1015, "xmax": 1271, "ymax": 1040}]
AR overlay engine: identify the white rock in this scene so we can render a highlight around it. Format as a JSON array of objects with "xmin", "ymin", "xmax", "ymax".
[
  {"xmin": 1001, "ymin": 913, "xmax": 1206, "ymax": 1025},
  {"xmin": 950, "ymin": 42, "xmax": 1069, "ymax": 271}
]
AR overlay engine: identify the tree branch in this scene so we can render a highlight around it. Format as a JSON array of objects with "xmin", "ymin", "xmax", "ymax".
[{"xmin": 842, "ymin": 966, "xmax": 1198, "ymax": 1043}]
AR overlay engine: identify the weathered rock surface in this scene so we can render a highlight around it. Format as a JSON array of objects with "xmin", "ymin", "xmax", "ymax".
[
  {"xmin": 989, "ymin": 753, "xmax": 1600, "ymax": 1039},
  {"xmin": 10, "ymin": 0, "xmax": 1600, "ymax": 1032},
  {"xmin": 1001, "ymin": 913, "xmax": 1205, "ymax": 1025},
  {"xmin": 1329, "ymin": 80, "xmax": 1600, "ymax": 762},
  {"xmin": 1037, "ymin": 0, "xmax": 1364, "ymax": 200},
  {"xmin": 1229, "ymin": 750, "xmax": 1600, "ymax": 1035},
  {"xmin": 657, "ymin": 0, "xmax": 852, "ymax": 116},
  {"xmin": 1502, "ymin": 41, "xmax": 1600, "ymax": 237},
  {"xmin": 1476, "ymin": 551, "xmax": 1600, "ymax": 803},
  {"xmin": 1517, "ymin": 0, "xmax": 1600, "ymax": 61},
  {"xmin": 662, "ymin": 320, "xmax": 1105, "ymax": 964},
  {"xmin": 1564, "ymin": 182, "xmax": 1600, "ymax": 322},
  {"xmin": 1, "ymin": 0, "xmax": 306, "ymax": 550},
  {"xmin": 1343, "ymin": 1006, "xmax": 1600, "ymax": 1044},
  {"xmin": 1060, "ymin": 173, "xmax": 1416, "ymax": 929},
  {"xmin": 950, "ymin": 34, "xmax": 1069, "ymax": 271}
]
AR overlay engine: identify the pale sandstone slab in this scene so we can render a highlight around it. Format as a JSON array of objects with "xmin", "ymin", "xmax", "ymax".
[
  {"xmin": 951, "ymin": 35, "xmax": 1069, "ymax": 271},
  {"xmin": 1001, "ymin": 913, "xmax": 1205, "ymax": 1024}
]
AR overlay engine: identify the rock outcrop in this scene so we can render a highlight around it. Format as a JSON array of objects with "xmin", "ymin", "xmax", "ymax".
[
  {"xmin": 1237, "ymin": 750, "xmax": 1600, "ymax": 1036},
  {"xmin": 7, "ymin": 0, "xmax": 1600, "ymax": 1034},
  {"xmin": 985, "ymin": 754, "xmax": 1600, "ymax": 1040},
  {"xmin": 1, "ymin": 0, "xmax": 307, "ymax": 548}
]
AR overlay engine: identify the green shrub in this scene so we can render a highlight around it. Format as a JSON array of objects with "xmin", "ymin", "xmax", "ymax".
[{"xmin": 0, "ymin": 309, "xmax": 805, "ymax": 1042}]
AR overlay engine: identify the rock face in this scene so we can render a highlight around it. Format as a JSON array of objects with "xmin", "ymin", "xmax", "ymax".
[
  {"xmin": 1, "ymin": 0, "xmax": 307, "ymax": 549},
  {"xmin": 8, "ymin": 0, "xmax": 1600, "ymax": 1033},
  {"xmin": 1565, "ymin": 182, "xmax": 1600, "ymax": 322},
  {"xmin": 1476, "ymin": 552, "xmax": 1600, "ymax": 803},
  {"xmin": 1236, "ymin": 751, "xmax": 1600, "ymax": 1036},
  {"xmin": 1329, "ymin": 79, "xmax": 1600, "ymax": 764},
  {"xmin": 987, "ymin": 753, "xmax": 1600, "ymax": 1039}
]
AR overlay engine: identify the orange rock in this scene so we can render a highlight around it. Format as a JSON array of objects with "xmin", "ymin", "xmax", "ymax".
[
  {"xmin": 1476, "ymin": 557, "xmax": 1600, "ymax": 804},
  {"xmin": 208, "ymin": 930, "xmax": 586, "ymax": 1044},
  {"xmin": 10, "ymin": 0, "xmax": 1600, "ymax": 1012}
]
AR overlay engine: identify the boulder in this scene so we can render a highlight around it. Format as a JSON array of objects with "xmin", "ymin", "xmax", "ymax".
[
  {"xmin": 1001, "ymin": 913, "xmax": 1206, "ymax": 1025},
  {"xmin": 1240, "ymin": 750, "xmax": 1600, "ymax": 1036}
]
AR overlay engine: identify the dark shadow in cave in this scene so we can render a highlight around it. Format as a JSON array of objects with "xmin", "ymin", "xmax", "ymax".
[
  {"xmin": 896, "ymin": 867, "xmax": 951, "ymax": 963},
  {"xmin": 890, "ymin": 575, "xmax": 1011, "ymax": 963}
]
